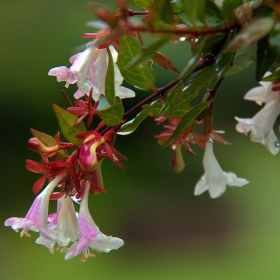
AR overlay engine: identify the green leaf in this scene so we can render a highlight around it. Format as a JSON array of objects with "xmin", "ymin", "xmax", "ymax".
[
  {"xmin": 204, "ymin": 0, "xmax": 224, "ymax": 28},
  {"xmin": 128, "ymin": 0, "xmax": 151, "ymax": 10},
  {"xmin": 30, "ymin": 128, "xmax": 67, "ymax": 160},
  {"xmin": 118, "ymin": 34, "xmax": 154, "ymax": 90},
  {"xmin": 161, "ymin": 102, "xmax": 210, "ymax": 148},
  {"xmin": 129, "ymin": 35, "xmax": 172, "ymax": 69},
  {"xmin": 52, "ymin": 104, "xmax": 86, "ymax": 145},
  {"xmin": 172, "ymin": 1, "xmax": 185, "ymax": 14},
  {"xmin": 226, "ymin": 53, "xmax": 253, "ymax": 77},
  {"xmin": 158, "ymin": 81, "xmax": 191, "ymax": 118},
  {"xmin": 105, "ymin": 48, "xmax": 116, "ymax": 105},
  {"xmin": 118, "ymin": 101, "xmax": 159, "ymax": 135},
  {"xmin": 261, "ymin": 69, "xmax": 280, "ymax": 82},
  {"xmin": 256, "ymin": 34, "xmax": 276, "ymax": 81},
  {"xmin": 182, "ymin": 0, "xmax": 206, "ymax": 23},
  {"xmin": 181, "ymin": 65, "xmax": 218, "ymax": 103},
  {"xmin": 97, "ymin": 102, "xmax": 124, "ymax": 126},
  {"xmin": 221, "ymin": 0, "xmax": 243, "ymax": 18}
]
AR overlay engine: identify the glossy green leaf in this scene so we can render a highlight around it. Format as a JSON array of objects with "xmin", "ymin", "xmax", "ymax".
[
  {"xmin": 30, "ymin": 128, "xmax": 67, "ymax": 160},
  {"xmin": 118, "ymin": 101, "xmax": 159, "ymax": 135},
  {"xmin": 226, "ymin": 53, "xmax": 253, "ymax": 77},
  {"xmin": 182, "ymin": 0, "xmax": 206, "ymax": 23},
  {"xmin": 181, "ymin": 65, "xmax": 218, "ymax": 103},
  {"xmin": 158, "ymin": 81, "xmax": 191, "ymax": 118},
  {"xmin": 118, "ymin": 34, "xmax": 154, "ymax": 90},
  {"xmin": 128, "ymin": 0, "xmax": 151, "ymax": 10},
  {"xmin": 261, "ymin": 69, "xmax": 280, "ymax": 82},
  {"xmin": 161, "ymin": 102, "xmax": 209, "ymax": 148},
  {"xmin": 52, "ymin": 104, "xmax": 86, "ymax": 145},
  {"xmin": 97, "ymin": 102, "xmax": 124, "ymax": 126},
  {"xmin": 164, "ymin": 100, "xmax": 192, "ymax": 118},
  {"xmin": 105, "ymin": 48, "xmax": 116, "ymax": 105},
  {"xmin": 129, "ymin": 35, "xmax": 172, "ymax": 69},
  {"xmin": 256, "ymin": 34, "xmax": 276, "ymax": 81},
  {"xmin": 204, "ymin": 0, "xmax": 224, "ymax": 28}
]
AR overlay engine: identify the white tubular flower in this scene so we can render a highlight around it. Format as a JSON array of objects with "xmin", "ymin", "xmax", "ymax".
[
  {"xmin": 244, "ymin": 72, "xmax": 278, "ymax": 105},
  {"xmin": 235, "ymin": 97, "xmax": 280, "ymax": 155},
  {"xmin": 194, "ymin": 141, "xmax": 249, "ymax": 199},
  {"xmin": 65, "ymin": 181, "xmax": 124, "ymax": 261},
  {"xmin": 36, "ymin": 195, "xmax": 79, "ymax": 253}
]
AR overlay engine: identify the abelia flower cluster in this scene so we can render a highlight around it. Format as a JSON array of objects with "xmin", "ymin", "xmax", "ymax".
[
  {"xmin": 5, "ymin": 175, "xmax": 123, "ymax": 261},
  {"xmin": 5, "ymin": 0, "xmax": 280, "ymax": 262},
  {"xmin": 5, "ymin": 124, "xmax": 125, "ymax": 260}
]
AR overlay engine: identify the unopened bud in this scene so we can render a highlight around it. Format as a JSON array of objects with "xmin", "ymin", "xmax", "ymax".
[
  {"xmin": 171, "ymin": 145, "xmax": 185, "ymax": 173},
  {"xmin": 78, "ymin": 135, "xmax": 104, "ymax": 171},
  {"xmin": 224, "ymin": 17, "xmax": 274, "ymax": 52},
  {"xmin": 28, "ymin": 137, "xmax": 59, "ymax": 156}
]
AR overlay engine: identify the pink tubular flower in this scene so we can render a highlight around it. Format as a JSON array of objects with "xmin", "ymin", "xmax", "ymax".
[
  {"xmin": 48, "ymin": 41, "xmax": 135, "ymax": 101},
  {"xmin": 65, "ymin": 181, "xmax": 124, "ymax": 261},
  {"xmin": 4, "ymin": 174, "xmax": 65, "ymax": 237},
  {"xmin": 194, "ymin": 141, "xmax": 249, "ymax": 199}
]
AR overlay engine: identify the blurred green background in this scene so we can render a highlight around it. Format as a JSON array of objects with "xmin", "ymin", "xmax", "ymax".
[{"xmin": 1, "ymin": 1, "xmax": 280, "ymax": 279}]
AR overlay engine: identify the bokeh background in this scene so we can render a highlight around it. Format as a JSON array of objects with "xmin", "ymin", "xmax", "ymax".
[{"xmin": 1, "ymin": 1, "xmax": 280, "ymax": 279}]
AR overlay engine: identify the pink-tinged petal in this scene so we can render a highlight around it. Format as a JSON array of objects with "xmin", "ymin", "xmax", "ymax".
[
  {"xmin": 244, "ymin": 86, "xmax": 266, "ymax": 105},
  {"xmin": 74, "ymin": 89, "xmax": 85, "ymax": 99},
  {"xmin": 69, "ymin": 52, "xmax": 81, "ymax": 64},
  {"xmin": 48, "ymin": 66, "xmax": 70, "ymax": 81},
  {"xmin": 65, "ymin": 181, "xmax": 123, "ymax": 260},
  {"xmin": 116, "ymin": 86, "xmax": 135, "ymax": 99},
  {"xmin": 4, "ymin": 174, "xmax": 65, "ymax": 234}
]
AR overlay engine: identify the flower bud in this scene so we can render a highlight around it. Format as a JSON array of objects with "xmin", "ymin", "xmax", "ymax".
[
  {"xmin": 78, "ymin": 135, "xmax": 104, "ymax": 171},
  {"xmin": 171, "ymin": 145, "xmax": 185, "ymax": 173},
  {"xmin": 27, "ymin": 138, "xmax": 59, "ymax": 156}
]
